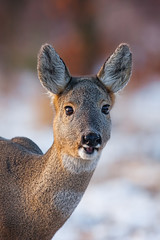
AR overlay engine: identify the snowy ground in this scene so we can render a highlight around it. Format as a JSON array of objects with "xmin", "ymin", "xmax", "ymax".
[{"xmin": 0, "ymin": 73, "xmax": 160, "ymax": 240}]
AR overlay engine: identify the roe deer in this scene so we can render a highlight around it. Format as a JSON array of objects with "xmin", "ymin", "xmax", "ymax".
[{"xmin": 0, "ymin": 43, "xmax": 132, "ymax": 240}]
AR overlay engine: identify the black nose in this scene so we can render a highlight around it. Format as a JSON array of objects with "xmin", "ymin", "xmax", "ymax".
[{"xmin": 82, "ymin": 133, "xmax": 102, "ymax": 147}]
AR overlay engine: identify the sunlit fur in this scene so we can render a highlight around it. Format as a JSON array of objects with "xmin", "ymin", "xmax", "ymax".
[{"xmin": 0, "ymin": 43, "xmax": 132, "ymax": 240}]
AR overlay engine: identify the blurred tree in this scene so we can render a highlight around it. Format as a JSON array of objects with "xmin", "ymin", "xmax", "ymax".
[{"xmin": 0, "ymin": 0, "xmax": 160, "ymax": 87}]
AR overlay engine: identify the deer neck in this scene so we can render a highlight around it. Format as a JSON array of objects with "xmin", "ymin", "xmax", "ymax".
[
  {"xmin": 42, "ymin": 143, "xmax": 97, "ymax": 194},
  {"xmin": 30, "ymin": 143, "xmax": 98, "ymax": 223},
  {"xmin": 42, "ymin": 142, "xmax": 100, "ymax": 182}
]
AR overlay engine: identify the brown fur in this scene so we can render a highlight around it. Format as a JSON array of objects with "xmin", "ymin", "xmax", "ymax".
[{"xmin": 0, "ymin": 43, "xmax": 132, "ymax": 239}]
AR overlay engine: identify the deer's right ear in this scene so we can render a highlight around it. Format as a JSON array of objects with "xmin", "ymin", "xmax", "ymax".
[{"xmin": 37, "ymin": 44, "xmax": 71, "ymax": 95}]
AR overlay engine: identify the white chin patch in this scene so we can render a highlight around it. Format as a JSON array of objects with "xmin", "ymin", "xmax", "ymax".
[
  {"xmin": 78, "ymin": 147, "xmax": 99, "ymax": 160},
  {"xmin": 62, "ymin": 148, "xmax": 101, "ymax": 174}
]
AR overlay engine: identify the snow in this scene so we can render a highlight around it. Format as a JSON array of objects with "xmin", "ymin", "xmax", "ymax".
[
  {"xmin": 54, "ymin": 180, "xmax": 160, "ymax": 240},
  {"xmin": 0, "ymin": 73, "xmax": 160, "ymax": 239},
  {"xmin": 0, "ymin": 72, "xmax": 53, "ymax": 153}
]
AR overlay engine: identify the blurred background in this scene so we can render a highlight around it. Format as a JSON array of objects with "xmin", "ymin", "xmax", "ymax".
[{"xmin": 0, "ymin": 0, "xmax": 160, "ymax": 239}]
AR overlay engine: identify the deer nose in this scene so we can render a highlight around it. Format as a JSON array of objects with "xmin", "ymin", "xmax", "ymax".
[{"xmin": 82, "ymin": 133, "xmax": 102, "ymax": 147}]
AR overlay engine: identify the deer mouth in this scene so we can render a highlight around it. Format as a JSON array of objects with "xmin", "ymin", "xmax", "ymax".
[
  {"xmin": 83, "ymin": 146, "xmax": 99, "ymax": 155},
  {"xmin": 78, "ymin": 144, "xmax": 101, "ymax": 160}
]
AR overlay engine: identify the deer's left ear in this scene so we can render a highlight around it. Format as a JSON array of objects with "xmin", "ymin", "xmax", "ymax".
[{"xmin": 97, "ymin": 44, "xmax": 132, "ymax": 93}]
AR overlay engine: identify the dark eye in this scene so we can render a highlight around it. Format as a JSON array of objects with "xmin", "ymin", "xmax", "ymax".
[
  {"xmin": 65, "ymin": 106, "xmax": 74, "ymax": 116},
  {"xmin": 101, "ymin": 104, "xmax": 110, "ymax": 115}
]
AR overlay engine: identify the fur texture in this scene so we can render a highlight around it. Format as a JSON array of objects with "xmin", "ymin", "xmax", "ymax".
[
  {"xmin": 97, "ymin": 44, "xmax": 132, "ymax": 92},
  {"xmin": 37, "ymin": 44, "xmax": 71, "ymax": 94},
  {"xmin": 0, "ymin": 43, "xmax": 132, "ymax": 240},
  {"xmin": 62, "ymin": 154, "xmax": 100, "ymax": 174}
]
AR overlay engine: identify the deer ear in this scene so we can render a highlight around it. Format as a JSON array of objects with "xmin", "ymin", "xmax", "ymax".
[
  {"xmin": 97, "ymin": 44, "xmax": 132, "ymax": 93},
  {"xmin": 37, "ymin": 44, "xmax": 71, "ymax": 95}
]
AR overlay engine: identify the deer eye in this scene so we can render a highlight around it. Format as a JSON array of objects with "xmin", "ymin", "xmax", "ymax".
[
  {"xmin": 101, "ymin": 104, "xmax": 110, "ymax": 115},
  {"xmin": 65, "ymin": 106, "xmax": 74, "ymax": 116}
]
